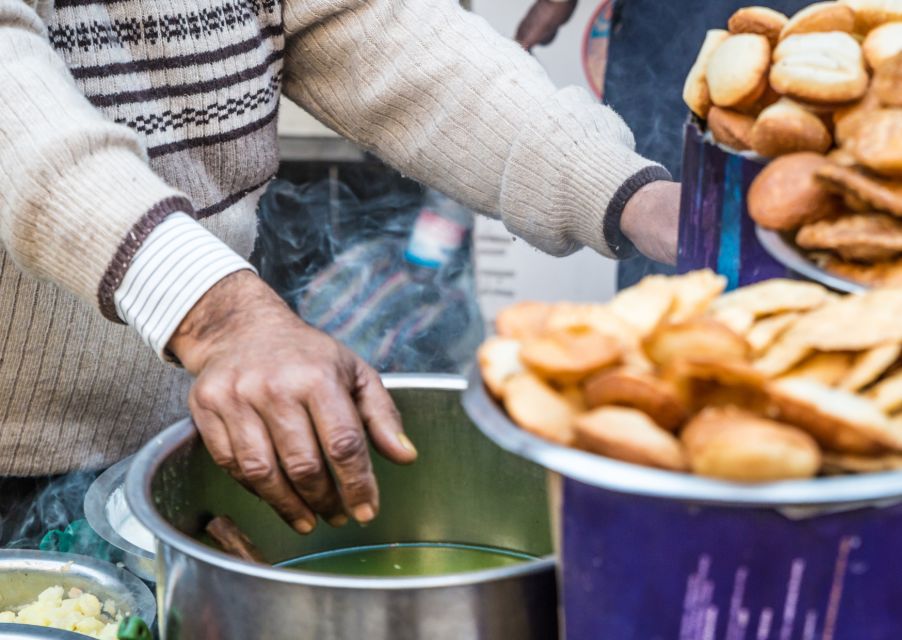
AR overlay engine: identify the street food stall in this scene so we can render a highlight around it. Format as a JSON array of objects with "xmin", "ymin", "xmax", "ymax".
[{"xmin": 2, "ymin": 1, "xmax": 902, "ymax": 639}]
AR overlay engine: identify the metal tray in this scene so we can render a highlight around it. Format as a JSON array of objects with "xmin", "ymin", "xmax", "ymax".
[
  {"xmin": 461, "ymin": 369, "xmax": 902, "ymax": 508},
  {"xmin": 755, "ymin": 227, "xmax": 867, "ymax": 293},
  {"xmin": 84, "ymin": 457, "xmax": 155, "ymax": 583}
]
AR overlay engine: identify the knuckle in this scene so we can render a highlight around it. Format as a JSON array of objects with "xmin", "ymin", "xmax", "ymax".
[
  {"xmin": 282, "ymin": 455, "xmax": 325, "ymax": 485},
  {"xmin": 263, "ymin": 377, "xmax": 292, "ymax": 401},
  {"xmin": 239, "ymin": 457, "xmax": 277, "ymax": 484},
  {"xmin": 234, "ymin": 374, "xmax": 267, "ymax": 403},
  {"xmin": 210, "ymin": 451, "xmax": 238, "ymax": 472},
  {"xmin": 192, "ymin": 378, "xmax": 225, "ymax": 409},
  {"xmin": 326, "ymin": 430, "xmax": 367, "ymax": 464},
  {"xmin": 340, "ymin": 475, "xmax": 373, "ymax": 500},
  {"xmin": 382, "ymin": 404, "xmax": 403, "ymax": 424}
]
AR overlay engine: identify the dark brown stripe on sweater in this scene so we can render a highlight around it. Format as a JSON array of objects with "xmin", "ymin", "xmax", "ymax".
[
  {"xmin": 87, "ymin": 50, "xmax": 283, "ymax": 107},
  {"xmin": 147, "ymin": 107, "xmax": 278, "ymax": 158},
  {"xmin": 70, "ymin": 25, "xmax": 283, "ymax": 79},
  {"xmin": 54, "ymin": 0, "xmax": 133, "ymax": 6},
  {"xmin": 196, "ymin": 177, "xmax": 273, "ymax": 220},
  {"xmin": 97, "ymin": 196, "xmax": 195, "ymax": 323},
  {"xmin": 116, "ymin": 73, "xmax": 280, "ymax": 137},
  {"xmin": 49, "ymin": 0, "xmax": 279, "ymax": 54}
]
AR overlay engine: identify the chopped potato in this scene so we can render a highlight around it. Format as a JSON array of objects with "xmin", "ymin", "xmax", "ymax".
[{"xmin": 0, "ymin": 586, "xmax": 122, "ymax": 640}]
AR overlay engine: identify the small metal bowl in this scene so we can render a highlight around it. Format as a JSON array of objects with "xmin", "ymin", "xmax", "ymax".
[
  {"xmin": 0, "ymin": 550, "xmax": 155, "ymax": 639},
  {"xmin": 755, "ymin": 227, "xmax": 867, "ymax": 293},
  {"xmin": 84, "ymin": 457, "xmax": 155, "ymax": 583}
]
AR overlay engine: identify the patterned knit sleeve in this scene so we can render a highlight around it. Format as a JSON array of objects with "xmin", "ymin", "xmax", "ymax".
[
  {"xmin": 281, "ymin": 0, "xmax": 670, "ymax": 259},
  {"xmin": 0, "ymin": 1, "xmax": 192, "ymax": 320}
]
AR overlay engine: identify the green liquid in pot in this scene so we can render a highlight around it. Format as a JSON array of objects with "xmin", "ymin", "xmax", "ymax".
[{"xmin": 279, "ymin": 542, "xmax": 535, "ymax": 577}]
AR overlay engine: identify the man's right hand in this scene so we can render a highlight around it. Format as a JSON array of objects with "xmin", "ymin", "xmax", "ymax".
[
  {"xmin": 168, "ymin": 271, "xmax": 418, "ymax": 534},
  {"xmin": 515, "ymin": 0, "xmax": 578, "ymax": 51}
]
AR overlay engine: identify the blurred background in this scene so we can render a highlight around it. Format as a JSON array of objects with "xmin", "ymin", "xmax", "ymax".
[{"xmin": 269, "ymin": 1, "xmax": 620, "ymax": 375}]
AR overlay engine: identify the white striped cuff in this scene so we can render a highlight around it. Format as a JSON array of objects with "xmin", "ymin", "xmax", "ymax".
[{"xmin": 114, "ymin": 212, "xmax": 255, "ymax": 361}]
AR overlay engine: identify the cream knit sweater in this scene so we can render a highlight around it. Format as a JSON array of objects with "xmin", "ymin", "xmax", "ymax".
[{"xmin": 0, "ymin": 0, "xmax": 666, "ymax": 475}]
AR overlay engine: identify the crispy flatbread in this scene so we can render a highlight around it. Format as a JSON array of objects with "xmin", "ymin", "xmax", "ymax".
[
  {"xmin": 503, "ymin": 373, "xmax": 575, "ymax": 446},
  {"xmin": 796, "ymin": 213, "xmax": 902, "ymax": 263},
  {"xmin": 574, "ymin": 407, "xmax": 688, "ymax": 471},
  {"xmin": 839, "ymin": 343, "xmax": 901, "ymax": 391},
  {"xmin": 520, "ymin": 326, "xmax": 622, "ymax": 385},
  {"xmin": 583, "ymin": 367, "xmax": 688, "ymax": 431},
  {"xmin": 477, "ymin": 336, "xmax": 523, "ymax": 398},
  {"xmin": 767, "ymin": 378, "xmax": 901, "ymax": 454},
  {"xmin": 747, "ymin": 312, "xmax": 801, "ymax": 355},
  {"xmin": 815, "ymin": 163, "xmax": 902, "ymax": 217}
]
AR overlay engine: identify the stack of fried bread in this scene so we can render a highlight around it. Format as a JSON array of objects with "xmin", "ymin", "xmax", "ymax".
[
  {"xmin": 478, "ymin": 271, "xmax": 902, "ymax": 482},
  {"xmin": 683, "ymin": 1, "xmax": 902, "ymax": 287}
]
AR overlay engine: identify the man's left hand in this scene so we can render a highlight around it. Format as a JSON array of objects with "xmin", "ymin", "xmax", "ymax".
[{"xmin": 620, "ymin": 181, "xmax": 681, "ymax": 266}]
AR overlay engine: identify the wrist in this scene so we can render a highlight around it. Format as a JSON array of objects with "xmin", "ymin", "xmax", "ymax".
[
  {"xmin": 604, "ymin": 167, "xmax": 673, "ymax": 259},
  {"xmin": 168, "ymin": 270, "xmax": 285, "ymax": 373},
  {"xmin": 621, "ymin": 180, "xmax": 669, "ymax": 243}
]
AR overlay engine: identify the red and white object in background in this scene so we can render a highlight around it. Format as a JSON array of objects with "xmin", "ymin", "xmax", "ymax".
[{"xmin": 405, "ymin": 210, "xmax": 468, "ymax": 271}]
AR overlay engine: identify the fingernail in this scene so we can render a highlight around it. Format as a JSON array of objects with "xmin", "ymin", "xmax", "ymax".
[
  {"xmin": 328, "ymin": 514, "xmax": 349, "ymax": 528},
  {"xmin": 293, "ymin": 519, "xmax": 316, "ymax": 534},
  {"xmin": 398, "ymin": 433, "xmax": 417, "ymax": 455},
  {"xmin": 353, "ymin": 504, "xmax": 375, "ymax": 524}
]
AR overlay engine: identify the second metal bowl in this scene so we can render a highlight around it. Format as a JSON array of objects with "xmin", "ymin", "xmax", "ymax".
[
  {"xmin": 755, "ymin": 227, "xmax": 867, "ymax": 294},
  {"xmin": 84, "ymin": 457, "xmax": 155, "ymax": 583},
  {"xmin": 0, "ymin": 550, "xmax": 156, "ymax": 639}
]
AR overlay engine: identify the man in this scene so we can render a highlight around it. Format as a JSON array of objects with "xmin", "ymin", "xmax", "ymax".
[
  {"xmin": 0, "ymin": 0, "xmax": 677, "ymax": 541},
  {"xmin": 515, "ymin": 0, "xmax": 810, "ymax": 287}
]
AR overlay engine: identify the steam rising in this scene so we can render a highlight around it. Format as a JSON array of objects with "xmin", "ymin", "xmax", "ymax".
[
  {"xmin": 255, "ymin": 177, "xmax": 483, "ymax": 374},
  {"xmin": 1, "ymin": 470, "xmax": 99, "ymax": 549}
]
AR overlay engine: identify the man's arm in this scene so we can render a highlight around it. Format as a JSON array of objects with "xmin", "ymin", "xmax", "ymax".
[
  {"xmin": 282, "ymin": 0, "xmax": 676, "ymax": 263},
  {"xmin": 0, "ymin": 1, "xmax": 416, "ymax": 531},
  {"xmin": 0, "ymin": 1, "xmax": 189, "ymax": 315}
]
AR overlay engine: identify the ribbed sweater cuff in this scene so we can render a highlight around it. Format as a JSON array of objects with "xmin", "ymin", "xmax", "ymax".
[
  {"xmin": 602, "ymin": 166, "xmax": 674, "ymax": 259},
  {"xmin": 32, "ymin": 147, "xmax": 190, "ymax": 318},
  {"xmin": 499, "ymin": 87, "xmax": 668, "ymax": 260}
]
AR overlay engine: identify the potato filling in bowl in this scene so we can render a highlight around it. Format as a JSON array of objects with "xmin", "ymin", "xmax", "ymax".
[{"xmin": 0, "ymin": 585, "xmax": 122, "ymax": 639}]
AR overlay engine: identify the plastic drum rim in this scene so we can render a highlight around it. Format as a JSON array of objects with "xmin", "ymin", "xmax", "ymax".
[{"xmin": 461, "ymin": 370, "xmax": 902, "ymax": 508}]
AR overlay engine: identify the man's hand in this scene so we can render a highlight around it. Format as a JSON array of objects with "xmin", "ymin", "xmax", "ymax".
[
  {"xmin": 168, "ymin": 271, "xmax": 417, "ymax": 534},
  {"xmin": 515, "ymin": 0, "xmax": 578, "ymax": 50},
  {"xmin": 620, "ymin": 181, "xmax": 681, "ymax": 266}
]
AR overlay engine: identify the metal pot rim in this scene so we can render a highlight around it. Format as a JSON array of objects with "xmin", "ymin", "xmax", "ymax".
[
  {"xmin": 0, "ymin": 623, "xmax": 93, "ymax": 639},
  {"xmin": 126, "ymin": 374, "xmax": 556, "ymax": 590},
  {"xmin": 462, "ymin": 370, "xmax": 902, "ymax": 508}
]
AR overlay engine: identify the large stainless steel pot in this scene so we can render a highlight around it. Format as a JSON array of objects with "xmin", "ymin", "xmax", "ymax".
[{"xmin": 127, "ymin": 375, "xmax": 556, "ymax": 640}]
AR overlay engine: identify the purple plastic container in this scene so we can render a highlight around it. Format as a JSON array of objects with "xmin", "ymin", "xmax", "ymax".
[
  {"xmin": 463, "ymin": 374, "xmax": 902, "ymax": 640},
  {"xmin": 678, "ymin": 119, "xmax": 794, "ymax": 290}
]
